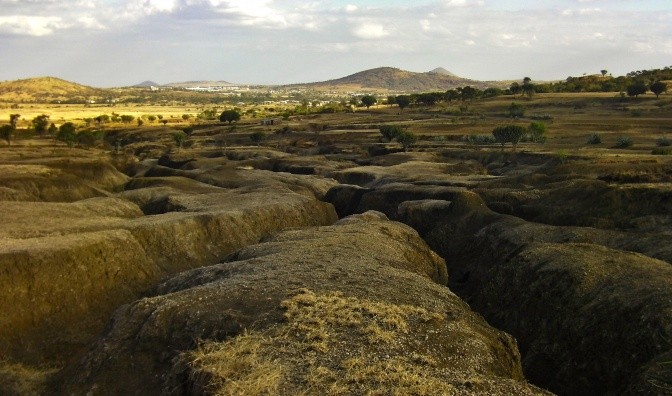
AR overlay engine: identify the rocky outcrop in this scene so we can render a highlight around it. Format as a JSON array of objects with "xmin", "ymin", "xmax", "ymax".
[
  {"xmin": 422, "ymin": 192, "xmax": 672, "ymax": 395},
  {"xmin": 57, "ymin": 213, "xmax": 548, "ymax": 396}
]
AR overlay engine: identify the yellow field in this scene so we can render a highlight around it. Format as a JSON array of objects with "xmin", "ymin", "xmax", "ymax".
[{"xmin": 0, "ymin": 104, "xmax": 202, "ymax": 127}]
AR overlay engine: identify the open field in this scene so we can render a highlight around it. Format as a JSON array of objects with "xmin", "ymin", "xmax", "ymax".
[{"xmin": 2, "ymin": 91, "xmax": 672, "ymax": 395}]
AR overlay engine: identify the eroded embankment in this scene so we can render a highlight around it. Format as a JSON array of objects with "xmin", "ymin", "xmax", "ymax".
[
  {"xmin": 420, "ymin": 192, "xmax": 672, "ymax": 395},
  {"xmin": 55, "ymin": 212, "xmax": 548, "ymax": 396},
  {"xmin": 0, "ymin": 155, "xmax": 337, "ymax": 370},
  {"xmin": 320, "ymin": 152, "xmax": 672, "ymax": 395}
]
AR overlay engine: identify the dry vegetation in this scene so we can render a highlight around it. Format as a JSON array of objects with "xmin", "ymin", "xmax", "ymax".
[{"xmin": 187, "ymin": 289, "xmax": 504, "ymax": 396}]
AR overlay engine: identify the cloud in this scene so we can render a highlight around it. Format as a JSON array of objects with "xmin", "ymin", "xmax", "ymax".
[
  {"xmin": 0, "ymin": 15, "xmax": 65, "ymax": 36},
  {"xmin": 351, "ymin": 22, "xmax": 389, "ymax": 39}
]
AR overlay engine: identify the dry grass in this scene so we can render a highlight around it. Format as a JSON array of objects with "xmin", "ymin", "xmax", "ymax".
[
  {"xmin": 0, "ymin": 361, "xmax": 59, "ymax": 395},
  {"xmin": 186, "ymin": 289, "xmax": 456, "ymax": 396}
]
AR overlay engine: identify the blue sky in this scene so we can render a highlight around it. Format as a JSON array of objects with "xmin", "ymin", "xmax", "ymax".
[{"xmin": 0, "ymin": 0, "xmax": 670, "ymax": 86}]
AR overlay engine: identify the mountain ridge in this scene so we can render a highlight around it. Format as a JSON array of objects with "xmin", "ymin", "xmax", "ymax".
[{"xmin": 285, "ymin": 66, "xmax": 501, "ymax": 91}]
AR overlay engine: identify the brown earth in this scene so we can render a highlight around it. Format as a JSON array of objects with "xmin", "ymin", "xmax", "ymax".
[
  {"xmin": 55, "ymin": 212, "xmax": 548, "ymax": 396},
  {"xmin": 0, "ymin": 147, "xmax": 337, "ymax": 373}
]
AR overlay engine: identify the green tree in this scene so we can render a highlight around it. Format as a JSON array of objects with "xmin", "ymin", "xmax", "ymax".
[
  {"xmin": 492, "ymin": 125, "xmax": 526, "ymax": 151},
  {"xmin": 396, "ymin": 95, "xmax": 411, "ymax": 111},
  {"xmin": 522, "ymin": 83, "xmax": 535, "ymax": 97},
  {"xmin": 147, "ymin": 115, "xmax": 157, "ymax": 122},
  {"xmin": 219, "ymin": 110, "xmax": 241, "ymax": 124},
  {"xmin": 0, "ymin": 125, "xmax": 13, "ymax": 145},
  {"xmin": 417, "ymin": 92, "xmax": 443, "ymax": 106},
  {"xmin": 182, "ymin": 114, "xmax": 191, "ymax": 120},
  {"xmin": 460, "ymin": 86, "xmax": 478, "ymax": 101},
  {"xmin": 627, "ymin": 81, "xmax": 647, "ymax": 98},
  {"xmin": 386, "ymin": 95, "xmax": 397, "ymax": 106},
  {"xmin": 650, "ymin": 81, "xmax": 667, "ymax": 98},
  {"xmin": 361, "ymin": 95, "xmax": 377, "ymax": 109},
  {"xmin": 445, "ymin": 89, "xmax": 460, "ymax": 102},
  {"xmin": 601, "ymin": 69, "xmax": 608, "ymax": 77},
  {"xmin": 396, "ymin": 131, "xmax": 417, "ymax": 151},
  {"xmin": 57, "ymin": 122, "xmax": 77, "ymax": 147},
  {"xmin": 48, "ymin": 123, "xmax": 57, "ymax": 135},
  {"xmin": 32, "ymin": 114, "xmax": 50, "ymax": 135}
]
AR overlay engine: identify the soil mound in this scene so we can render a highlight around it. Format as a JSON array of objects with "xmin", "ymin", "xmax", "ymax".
[{"xmin": 56, "ymin": 213, "xmax": 548, "ymax": 395}]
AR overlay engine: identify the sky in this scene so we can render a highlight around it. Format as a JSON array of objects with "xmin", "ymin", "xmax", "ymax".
[{"xmin": 0, "ymin": 0, "xmax": 670, "ymax": 87}]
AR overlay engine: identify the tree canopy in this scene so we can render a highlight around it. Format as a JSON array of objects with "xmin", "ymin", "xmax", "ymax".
[
  {"xmin": 361, "ymin": 95, "xmax": 377, "ymax": 109},
  {"xmin": 650, "ymin": 81, "xmax": 667, "ymax": 98},
  {"xmin": 32, "ymin": 114, "xmax": 50, "ymax": 135},
  {"xmin": 219, "ymin": 110, "xmax": 241, "ymax": 124},
  {"xmin": 492, "ymin": 125, "xmax": 526, "ymax": 151}
]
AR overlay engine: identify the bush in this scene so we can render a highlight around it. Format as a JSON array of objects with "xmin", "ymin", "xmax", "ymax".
[
  {"xmin": 172, "ymin": 131, "xmax": 187, "ymax": 149},
  {"xmin": 463, "ymin": 134, "xmax": 496, "ymax": 145},
  {"xmin": 395, "ymin": 131, "xmax": 417, "ymax": 151},
  {"xmin": 379, "ymin": 125, "xmax": 405, "ymax": 142},
  {"xmin": 615, "ymin": 136, "xmax": 633, "ymax": 148},
  {"xmin": 652, "ymin": 147, "xmax": 672, "ymax": 155},
  {"xmin": 527, "ymin": 122, "xmax": 547, "ymax": 143},
  {"xmin": 57, "ymin": 122, "xmax": 77, "ymax": 147},
  {"xmin": 656, "ymin": 137, "xmax": 671, "ymax": 147},
  {"xmin": 77, "ymin": 130, "xmax": 103, "ymax": 148},
  {"xmin": 508, "ymin": 102, "xmax": 525, "ymax": 118},
  {"xmin": 250, "ymin": 131, "xmax": 266, "ymax": 144},
  {"xmin": 492, "ymin": 125, "xmax": 526, "ymax": 151},
  {"xmin": 587, "ymin": 133, "xmax": 602, "ymax": 145}
]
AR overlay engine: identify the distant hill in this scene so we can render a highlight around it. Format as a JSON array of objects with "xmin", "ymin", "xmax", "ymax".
[
  {"xmin": 290, "ymin": 67, "xmax": 501, "ymax": 92},
  {"xmin": 427, "ymin": 67, "xmax": 459, "ymax": 77},
  {"xmin": 164, "ymin": 80, "xmax": 235, "ymax": 88},
  {"xmin": 0, "ymin": 77, "xmax": 108, "ymax": 103},
  {"xmin": 134, "ymin": 80, "xmax": 160, "ymax": 87}
]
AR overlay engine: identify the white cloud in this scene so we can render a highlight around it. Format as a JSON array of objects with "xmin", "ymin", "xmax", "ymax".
[
  {"xmin": 0, "ymin": 15, "xmax": 65, "ymax": 36},
  {"xmin": 345, "ymin": 4, "xmax": 358, "ymax": 13},
  {"xmin": 351, "ymin": 22, "xmax": 389, "ymax": 39}
]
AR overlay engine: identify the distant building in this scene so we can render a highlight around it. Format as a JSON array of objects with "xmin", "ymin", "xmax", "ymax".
[{"xmin": 260, "ymin": 118, "xmax": 282, "ymax": 126}]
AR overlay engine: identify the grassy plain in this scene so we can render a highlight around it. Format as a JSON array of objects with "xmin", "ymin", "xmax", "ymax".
[{"xmin": 1, "ymin": 91, "xmax": 671, "ymax": 157}]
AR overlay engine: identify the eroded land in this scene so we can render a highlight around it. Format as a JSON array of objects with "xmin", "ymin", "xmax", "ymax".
[{"xmin": 1, "ymin": 92, "xmax": 672, "ymax": 395}]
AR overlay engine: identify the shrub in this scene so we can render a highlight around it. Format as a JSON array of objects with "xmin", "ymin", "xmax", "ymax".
[
  {"xmin": 652, "ymin": 148, "xmax": 672, "ymax": 155},
  {"xmin": 508, "ymin": 102, "xmax": 525, "ymax": 118},
  {"xmin": 57, "ymin": 122, "xmax": 77, "ymax": 147},
  {"xmin": 527, "ymin": 122, "xmax": 547, "ymax": 143},
  {"xmin": 587, "ymin": 133, "xmax": 602, "ymax": 145},
  {"xmin": 395, "ymin": 131, "xmax": 417, "ymax": 151},
  {"xmin": 463, "ymin": 134, "xmax": 496, "ymax": 145},
  {"xmin": 0, "ymin": 125, "xmax": 13, "ymax": 145},
  {"xmin": 656, "ymin": 137, "xmax": 671, "ymax": 147},
  {"xmin": 77, "ymin": 130, "xmax": 103, "ymax": 147},
  {"xmin": 172, "ymin": 131, "xmax": 187, "ymax": 149},
  {"xmin": 379, "ymin": 125, "xmax": 405, "ymax": 142},
  {"xmin": 250, "ymin": 131, "xmax": 266, "ymax": 144},
  {"xmin": 615, "ymin": 136, "xmax": 633, "ymax": 148},
  {"xmin": 492, "ymin": 125, "xmax": 526, "ymax": 151}
]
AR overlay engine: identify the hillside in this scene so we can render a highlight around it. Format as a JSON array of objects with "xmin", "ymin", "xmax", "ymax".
[
  {"xmin": 0, "ymin": 77, "xmax": 108, "ymax": 103},
  {"xmin": 291, "ymin": 67, "xmax": 503, "ymax": 92}
]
